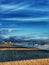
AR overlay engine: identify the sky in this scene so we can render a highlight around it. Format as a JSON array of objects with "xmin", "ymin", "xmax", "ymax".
[{"xmin": 0, "ymin": 0, "xmax": 49, "ymax": 39}]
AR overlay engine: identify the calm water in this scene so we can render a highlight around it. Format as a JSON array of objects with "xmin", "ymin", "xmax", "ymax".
[{"xmin": 0, "ymin": 50, "xmax": 49, "ymax": 62}]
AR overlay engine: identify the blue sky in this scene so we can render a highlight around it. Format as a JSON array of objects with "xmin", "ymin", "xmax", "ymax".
[{"xmin": 0, "ymin": 0, "xmax": 49, "ymax": 39}]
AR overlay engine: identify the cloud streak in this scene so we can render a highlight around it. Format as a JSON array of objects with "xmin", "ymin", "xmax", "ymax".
[
  {"xmin": 0, "ymin": 16, "xmax": 49, "ymax": 22},
  {"xmin": 0, "ymin": 4, "xmax": 49, "ymax": 14}
]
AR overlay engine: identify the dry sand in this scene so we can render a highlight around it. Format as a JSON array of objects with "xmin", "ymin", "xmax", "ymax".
[{"xmin": 0, "ymin": 58, "xmax": 49, "ymax": 65}]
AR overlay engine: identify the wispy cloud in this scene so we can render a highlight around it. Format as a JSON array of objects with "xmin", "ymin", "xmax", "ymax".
[
  {"xmin": 15, "ymin": 34, "xmax": 49, "ymax": 40},
  {"xmin": 0, "ymin": 2, "xmax": 49, "ymax": 15},
  {"xmin": 0, "ymin": 28, "xmax": 23, "ymax": 30},
  {"xmin": 0, "ymin": 16, "xmax": 49, "ymax": 22},
  {"xmin": 0, "ymin": 3, "xmax": 29, "ymax": 13},
  {"xmin": 27, "ymin": 7, "xmax": 49, "ymax": 12}
]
